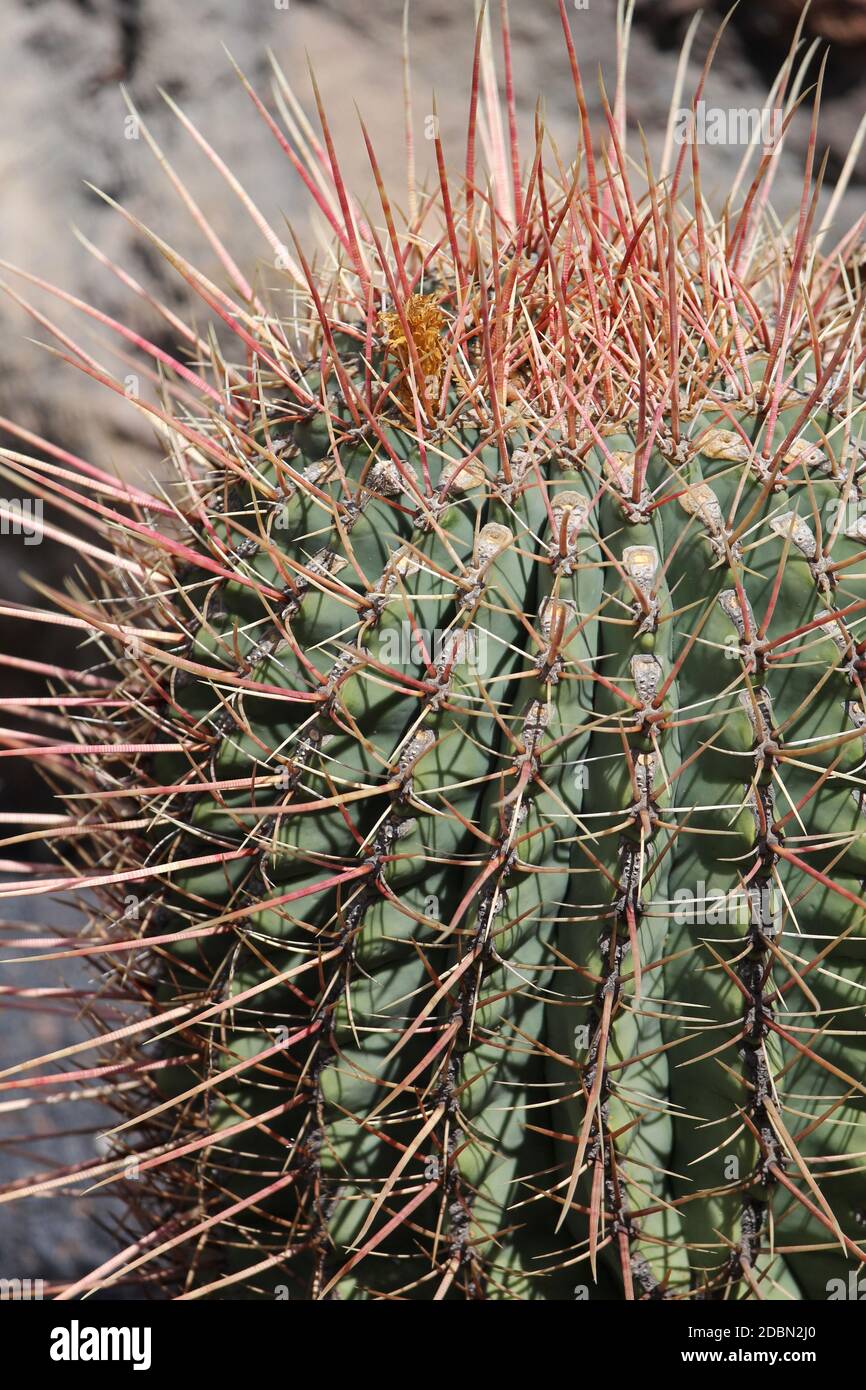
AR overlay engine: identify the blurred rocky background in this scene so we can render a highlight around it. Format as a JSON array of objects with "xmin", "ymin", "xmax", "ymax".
[{"xmin": 0, "ymin": 0, "xmax": 863, "ymax": 1293}]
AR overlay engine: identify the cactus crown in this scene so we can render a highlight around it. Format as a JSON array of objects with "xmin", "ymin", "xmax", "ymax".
[{"xmin": 2, "ymin": 3, "xmax": 865, "ymax": 1301}]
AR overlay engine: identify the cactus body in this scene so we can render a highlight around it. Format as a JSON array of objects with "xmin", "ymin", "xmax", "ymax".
[{"xmin": 2, "ymin": 11, "xmax": 865, "ymax": 1301}]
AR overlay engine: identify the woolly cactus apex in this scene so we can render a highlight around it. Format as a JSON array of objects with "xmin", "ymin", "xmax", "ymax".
[{"xmin": 1, "ymin": 5, "xmax": 865, "ymax": 1302}]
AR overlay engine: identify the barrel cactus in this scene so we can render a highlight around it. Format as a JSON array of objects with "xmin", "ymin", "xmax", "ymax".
[{"xmin": 2, "ymin": 5, "xmax": 865, "ymax": 1301}]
